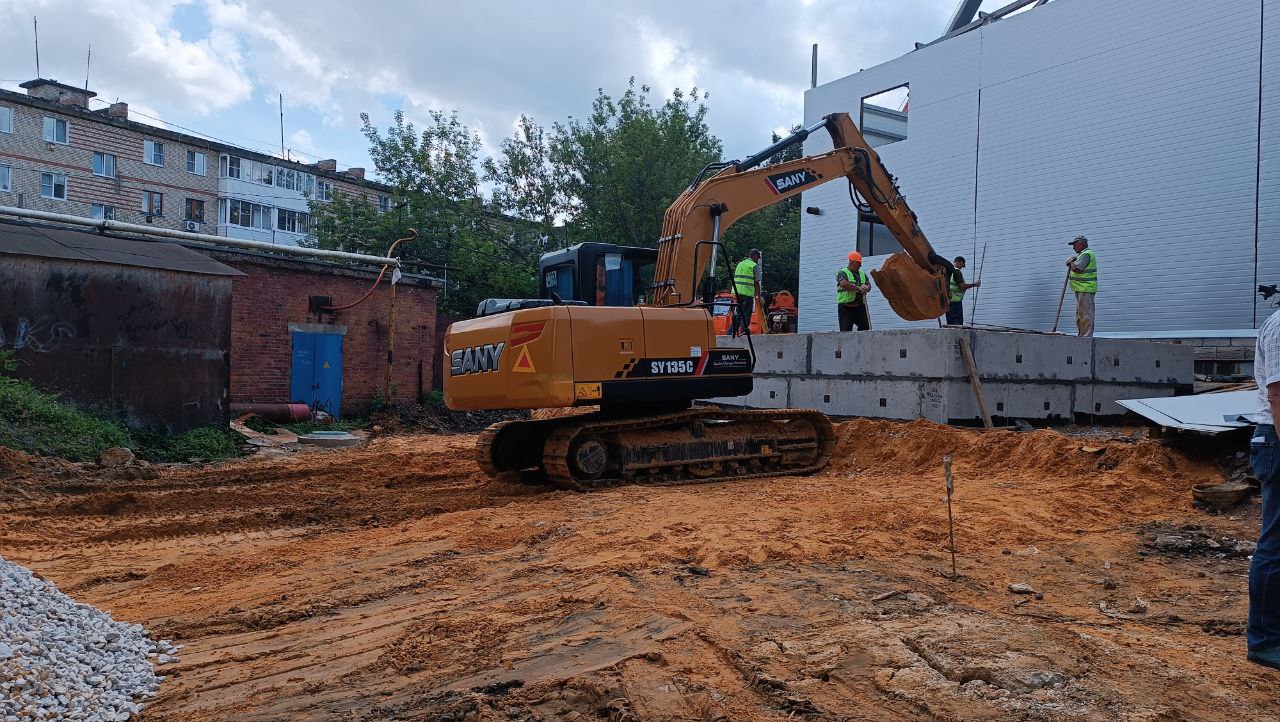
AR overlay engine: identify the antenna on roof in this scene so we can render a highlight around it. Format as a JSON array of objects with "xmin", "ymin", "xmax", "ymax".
[
  {"xmin": 32, "ymin": 16, "xmax": 40, "ymax": 78},
  {"xmin": 84, "ymin": 44, "xmax": 91, "ymax": 90},
  {"xmin": 279, "ymin": 93, "xmax": 286, "ymax": 161}
]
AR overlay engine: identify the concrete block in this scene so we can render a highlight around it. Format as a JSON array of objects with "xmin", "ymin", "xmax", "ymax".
[
  {"xmin": 1094, "ymin": 338, "xmax": 1194, "ymax": 385},
  {"xmin": 1074, "ymin": 382, "xmax": 1174, "ymax": 416},
  {"xmin": 968, "ymin": 330, "xmax": 1092, "ymax": 382},
  {"xmin": 788, "ymin": 377, "xmax": 926, "ymax": 420},
  {"xmin": 705, "ymin": 375, "xmax": 789, "ymax": 409},
  {"xmin": 715, "ymin": 334, "xmax": 808, "ymax": 374},
  {"xmin": 809, "ymin": 328, "xmax": 966, "ymax": 378},
  {"xmin": 945, "ymin": 381, "xmax": 1072, "ymax": 422}
]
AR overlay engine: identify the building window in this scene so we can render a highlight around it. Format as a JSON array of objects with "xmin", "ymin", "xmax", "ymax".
[
  {"xmin": 221, "ymin": 154, "xmax": 240, "ymax": 179},
  {"xmin": 92, "ymin": 152, "xmax": 117, "ymax": 178},
  {"xmin": 144, "ymin": 140, "xmax": 165, "ymax": 166},
  {"xmin": 40, "ymin": 172, "xmax": 67, "ymax": 200},
  {"xmin": 274, "ymin": 167, "xmax": 314, "ymax": 193},
  {"xmin": 376, "ymin": 195, "xmax": 390, "ymax": 213},
  {"xmin": 143, "ymin": 190, "xmax": 164, "ymax": 217},
  {"xmin": 185, "ymin": 198, "xmax": 205, "ymax": 223},
  {"xmin": 0, "ymin": 106, "xmax": 12, "ymax": 134},
  {"xmin": 226, "ymin": 199, "xmax": 272, "ymax": 230},
  {"xmin": 856, "ymin": 212, "xmax": 904, "ymax": 257},
  {"xmin": 0, "ymin": 165, "xmax": 11, "ymax": 192},
  {"xmin": 91, "ymin": 204, "xmax": 115, "ymax": 220},
  {"xmin": 316, "ymin": 180, "xmax": 333, "ymax": 201},
  {"xmin": 860, "ymin": 84, "xmax": 908, "ymax": 148},
  {"xmin": 277, "ymin": 208, "xmax": 310, "ymax": 234},
  {"xmin": 186, "ymin": 150, "xmax": 207, "ymax": 176},
  {"xmin": 42, "ymin": 117, "xmax": 68, "ymax": 144}
]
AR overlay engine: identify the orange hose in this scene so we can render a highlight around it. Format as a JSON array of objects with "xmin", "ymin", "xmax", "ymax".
[{"xmin": 321, "ymin": 229, "xmax": 418, "ymax": 311}]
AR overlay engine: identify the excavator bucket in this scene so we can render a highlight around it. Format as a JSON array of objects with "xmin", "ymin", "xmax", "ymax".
[{"xmin": 871, "ymin": 252, "xmax": 950, "ymax": 321}]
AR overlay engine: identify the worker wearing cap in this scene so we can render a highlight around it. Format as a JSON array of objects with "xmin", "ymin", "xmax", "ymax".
[
  {"xmin": 730, "ymin": 249, "xmax": 762, "ymax": 337},
  {"xmin": 836, "ymin": 251, "xmax": 872, "ymax": 332},
  {"xmin": 1066, "ymin": 235, "xmax": 1098, "ymax": 337},
  {"xmin": 945, "ymin": 256, "xmax": 981, "ymax": 326}
]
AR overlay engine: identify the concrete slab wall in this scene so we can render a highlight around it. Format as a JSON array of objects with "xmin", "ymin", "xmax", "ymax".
[{"xmin": 706, "ymin": 328, "xmax": 1191, "ymax": 422}]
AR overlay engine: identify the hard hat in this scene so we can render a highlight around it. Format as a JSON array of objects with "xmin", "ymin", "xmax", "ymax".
[{"xmin": 848, "ymin": 251, "xmax": 863, "ymax": 262}]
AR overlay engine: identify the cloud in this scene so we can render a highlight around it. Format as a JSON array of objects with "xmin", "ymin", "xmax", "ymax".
[
  {"xmin": 1, "ymin": 0, "xmax": 971, "ymax": 175},
  {"xmin": 0, "ymin": 0, "xmax": 250, "ymax": 116}
]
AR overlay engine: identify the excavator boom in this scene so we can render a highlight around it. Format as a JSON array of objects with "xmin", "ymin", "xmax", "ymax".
[{"xmin": 652, "ymin": 113, "xmax": 949, "ymax": 320}]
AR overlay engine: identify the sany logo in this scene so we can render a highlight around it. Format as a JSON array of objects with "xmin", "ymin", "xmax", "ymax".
[
  {"xmin": 450, "ymin": 342, "xmax": 505, "ymax": 376},
  {"xmin": 765, "ymin": 168, "xmax": 819, "ymax": 195}
]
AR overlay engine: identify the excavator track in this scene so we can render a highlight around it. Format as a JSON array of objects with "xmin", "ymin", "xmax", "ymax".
[{"xmin": 476, "ymin": 408, "xmax": 836, "ymax": 491}]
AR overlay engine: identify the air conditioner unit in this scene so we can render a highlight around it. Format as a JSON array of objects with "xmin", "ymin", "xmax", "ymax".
[{"xmin": 183, "ymin": 220, "xmax": 200, "ymax": 232}]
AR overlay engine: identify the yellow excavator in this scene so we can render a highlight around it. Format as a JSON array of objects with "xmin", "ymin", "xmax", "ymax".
[{"xmin": 445, "ymin": 112, "xmax": 951, "ymax": 489}]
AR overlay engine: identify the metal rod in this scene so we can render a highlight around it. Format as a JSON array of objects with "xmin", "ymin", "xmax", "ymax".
[
  {"xmin": 33, "ymin": 16, "xmax": 40, "ymax": 78},
  {"xmin": 0, "ymin": 204, "xmax": 402, "ymax": 267},
  {"xmin": 1051, "ymin": 267, "xmax": 1070, "ymax": 333},
  {"xmin": 811, "ymin": 44, "xmax": 818, "ymax": 89},
  {"xmin": 705, "ymin": 212, "xmax": 722, "ymax": 304},
  {"xmin": 736, "ymin": 118, "xmax": 829, "ymax": 172},
  {"xmin": 944, "ymin": 455, "xmax": 957, "ymax": 579},
  {"xmin": 968, "ymin": 240, "xmax": 988, "ymax": 325}
]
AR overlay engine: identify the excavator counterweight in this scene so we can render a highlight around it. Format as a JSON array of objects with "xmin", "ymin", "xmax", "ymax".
[{"xmin": 446, "ymin": 112, "xmax": 952, "ymax": 489}]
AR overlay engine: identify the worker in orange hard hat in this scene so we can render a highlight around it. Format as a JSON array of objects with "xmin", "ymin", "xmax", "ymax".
[{"xmin": 836, "ymin": 251, "xmax": 872, "ymax": 331}]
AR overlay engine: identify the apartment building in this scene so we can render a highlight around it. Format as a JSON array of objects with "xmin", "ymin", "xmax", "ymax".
[{"xmin": 0, "ymin": 78, "xmax": 393, "ymax": 245}]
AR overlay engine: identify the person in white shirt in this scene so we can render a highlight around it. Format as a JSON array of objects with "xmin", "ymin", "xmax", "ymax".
[{"xmin": 1248, "ymin": 305, "xmax": 1280, "ymax": 670}]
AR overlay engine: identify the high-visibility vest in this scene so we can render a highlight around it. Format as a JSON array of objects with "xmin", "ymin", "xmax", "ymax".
[
  {"xmin": 837, "ymin": 267, "xmax": 869, "ymax": 305},
  {"xmin": 949, "ymin": 270, "xmax": 966, "ymax": 302},
  {"xmin": 733, "ymin": 258, "xmax": 758, "ymax": 296},
  {"xmin": 1069, "ymin": 248, "xmax": 1098, "ymax": 294}
]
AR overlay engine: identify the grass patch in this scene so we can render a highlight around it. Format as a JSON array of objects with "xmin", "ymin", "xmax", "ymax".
[
  {"xmin": 0, "ymin": 376, "xmax": 132, "ymax": 462},
  {"xmin": 134, "ymin": 427, "xmax": 240, "ymax": 463},
  {"xmin": 282, "ymin": 417, "xmax": 365, "ymax": 436}
]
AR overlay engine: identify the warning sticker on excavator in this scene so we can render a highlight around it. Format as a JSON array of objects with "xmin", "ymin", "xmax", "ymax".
[
  {"xmin": 512, "ymin": 346, "xmax": 536, "ymax": 373},
  {"xmin": 575, "ymin": 382, "xmax": 602, "ymax": 400}
]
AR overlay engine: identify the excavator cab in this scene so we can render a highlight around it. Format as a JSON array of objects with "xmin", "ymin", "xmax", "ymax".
[{"xmin": 538, "ymin": 243, "xmax": 658, "ymax": 307}]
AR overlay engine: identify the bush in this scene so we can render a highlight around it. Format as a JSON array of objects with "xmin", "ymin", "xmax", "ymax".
[
  {"xmin": 135, "ymin": 427, "xmax": 240, "ymax": 463},
  {"xmin": 0, "ymin": 376, "xmax": 133, "ymax": 461}
]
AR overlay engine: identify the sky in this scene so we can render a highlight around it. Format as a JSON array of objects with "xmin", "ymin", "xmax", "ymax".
[{"xmin": 0, "ymin": 0, "xmax": 1015, "ymax": 183}]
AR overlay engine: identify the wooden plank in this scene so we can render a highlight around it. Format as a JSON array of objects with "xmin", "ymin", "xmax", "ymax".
[{"xmin": 958, "ymin": 335, "xmax": 993, "ymax": 429}]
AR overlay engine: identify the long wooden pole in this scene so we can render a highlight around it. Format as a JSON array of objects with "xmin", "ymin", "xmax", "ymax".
[
  {"xmin": 1051, "ymin": 267, "xmax": 1070, "ymax": 333},
  {"xmin": 944, "ymin": 455, "xmax": 957, "ymax": 579},
  {"xmin": 958, "ymin": 335, "xmax": 993, "ymax": 429}
]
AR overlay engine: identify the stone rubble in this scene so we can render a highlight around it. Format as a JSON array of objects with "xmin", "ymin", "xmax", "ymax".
[{"xmin": 1, "ymin": 557, "xmax": 179, "ymax": 722}]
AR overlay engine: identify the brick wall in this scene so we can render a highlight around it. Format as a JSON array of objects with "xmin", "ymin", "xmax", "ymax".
[
  {"xmin": 0, "ymin": 95, "xmax": 218, "ymax": 231},
  {"xmin": 212, "ymin": 250, "xmax": 438, "ymax": 415}
]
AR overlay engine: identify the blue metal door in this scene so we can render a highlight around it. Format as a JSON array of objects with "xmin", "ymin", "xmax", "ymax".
[{"xmin": 290, "ymin": 331, "xmax": 344, "ymax": 418}]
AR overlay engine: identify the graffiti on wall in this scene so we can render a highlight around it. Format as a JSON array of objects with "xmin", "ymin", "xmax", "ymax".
[{"xmin": 0, "ymin": 318, "xmax": 78, "ymax": 353}]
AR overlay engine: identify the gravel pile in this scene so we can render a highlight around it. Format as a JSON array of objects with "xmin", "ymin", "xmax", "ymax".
[{"xmin": 1, "ymin": 557, "xmax": 179, "ymax": 721}]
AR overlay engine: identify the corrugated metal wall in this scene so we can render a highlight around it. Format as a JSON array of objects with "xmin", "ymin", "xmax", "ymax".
[{"xmin": 800, "ymin": 0, "xmax": 1272, "ymax": 335}]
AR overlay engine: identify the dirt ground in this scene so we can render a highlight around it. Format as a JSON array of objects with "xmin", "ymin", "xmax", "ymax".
[{"xmin": 2, "ymin": 419, "xmax": 1277, "ymax": 721}]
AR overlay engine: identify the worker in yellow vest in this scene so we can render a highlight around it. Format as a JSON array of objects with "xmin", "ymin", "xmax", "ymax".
[
  {"xmin": 1066, "ymin": 235, "xmax": 1098, "ymax": 337},
  {"xmin": 945, "ymin": 256, "xmax": 981, "ymax": 326},
  {"xmin": 730, "ymin": 249, "xmax": 762, "ymax": 337},
  {"xmin": 836, "ymin": 251, "xmax": 872, "ymax": 331}
]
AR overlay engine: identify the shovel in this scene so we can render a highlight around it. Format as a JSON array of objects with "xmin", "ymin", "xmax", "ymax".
[{"xmin": 1051, "ymin": 266, "xmax": 1071, "ymax": 333}]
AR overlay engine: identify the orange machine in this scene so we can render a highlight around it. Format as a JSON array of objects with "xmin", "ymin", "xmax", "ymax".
[
  {"xmin": 765, "ymin": 290, "xmax": 798, "ymax": 333},
  {"xmin": 710, "ymin": 290, "xmax": 763, "ymax": 336},
  {"xmin": 445, "ymin": 113, "xmax": 951, "ymax": 489}
]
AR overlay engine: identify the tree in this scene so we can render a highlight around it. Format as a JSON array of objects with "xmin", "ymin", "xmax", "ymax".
[
  {"xmin": 482, "ymin": 115, "xmax": 568, "ymax": 249},
  {"xmin": 550, "ymin": 79, "xmax": 722, "ymax": 248},
  {"xmin": 310, "ymin": 110, "xmax": 544, "ymax": 317}
]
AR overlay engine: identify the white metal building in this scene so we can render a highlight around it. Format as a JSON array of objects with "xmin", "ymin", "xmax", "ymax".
[{"xmin": 800, "ymin": 0, "xmax": 1280, "ymax": 339}]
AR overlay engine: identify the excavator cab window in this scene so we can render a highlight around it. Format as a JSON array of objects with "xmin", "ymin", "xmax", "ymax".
[{"xmin": 543, "ymin": 263, "xmax": 575, "ymax": 300}]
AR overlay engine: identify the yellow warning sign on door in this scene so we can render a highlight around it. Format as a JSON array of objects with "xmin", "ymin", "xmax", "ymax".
[
  {"xmin": 322, "ymin": 361, "xmax": 331, "ymax": 369},
  {"xmin": 512, "ymin": 346, "xmax": 535, "ymax": 373}
]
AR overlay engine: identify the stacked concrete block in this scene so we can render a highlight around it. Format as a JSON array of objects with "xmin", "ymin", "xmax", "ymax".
[{"xmin": 706, "ymin": 328, "xmax": 1193, "ymax": 423}]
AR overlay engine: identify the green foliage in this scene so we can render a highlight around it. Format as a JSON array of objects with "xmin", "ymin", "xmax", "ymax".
[
  {"xmin": 135, "ymin": 427, "xmax": 239, "ymax": 463},
  {"xmin": 0, "ymin": 376, "xmax": 132, "ymax": 461},
  {"xmin": 282, "ymin": 417, "xmax": 365, "ymax": 436},
  {"xmin": 550, "ymin": 79, "xmax": 722, "ymax": 248},
  {"xmin": 423, "ymin": 389, "xmax": 445, "ymax": 407},
  {"xmin": 312, "ymin": 79, "xmax": 805, "ymax": 314}
]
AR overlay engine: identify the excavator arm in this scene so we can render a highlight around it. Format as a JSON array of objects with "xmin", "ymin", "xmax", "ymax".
[{"xmin": 651, "ymin": 112, "xmax": 951, "ymax": 321}]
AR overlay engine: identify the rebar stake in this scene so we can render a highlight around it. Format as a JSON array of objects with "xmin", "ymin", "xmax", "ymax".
[{"xmin": 944, "ymin": 454, "xmax": 957, "ymax": 579}]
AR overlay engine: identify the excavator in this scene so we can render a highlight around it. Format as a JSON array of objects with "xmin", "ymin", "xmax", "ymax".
[{"xmin": 445, "ymin": 112, "xmax": 952, "ymax": 489}]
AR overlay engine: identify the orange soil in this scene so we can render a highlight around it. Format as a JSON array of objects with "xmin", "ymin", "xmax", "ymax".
[{"xmin": 1, "ymin": 420, "xmax": 1275, "ymax": 721}]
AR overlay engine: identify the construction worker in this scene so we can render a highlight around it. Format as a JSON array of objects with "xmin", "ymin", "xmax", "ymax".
[
  {"xmin": 1066, "ymin": 235, "xmax": 1098, "ymax": 337},
  {"xmin": 1247, "ymin": 298, "xmax": 1280, "ymax": 671},
  {"xmin": 730, "ymin": 249, "xmax": 762, "ymax": 337},
  {"xmin": 836, "ymin": 251, "xmax": 872, "ymax": 332},
  {"xmin": 945, "ymin": 256, "xmax": 981, "ymax": 326}
]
